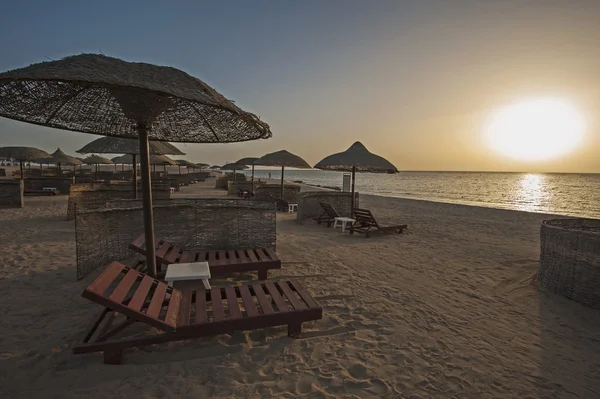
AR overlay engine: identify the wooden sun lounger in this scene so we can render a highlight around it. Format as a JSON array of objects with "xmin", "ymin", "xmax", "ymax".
[
  {"xmin": 130, "ymin": 234, "xmax": 281, "ymax": 280},
  {"xmin": 313, "ymin": 202, "xmax": 340, "ymax": 227},
  {"xmin": 350, "ymin": 208, "xmax": 407, "ymax": 238},
  {"xmin": 73, "ymin": 261, "xmax": 322, "ymax": 364},
  {"xmin": 24, "ymin": 189, "xmax": 59, "ymax": 196},
  {"xmin": 269, "ymin": 194, "xmax": 289, "ymax": 212}
]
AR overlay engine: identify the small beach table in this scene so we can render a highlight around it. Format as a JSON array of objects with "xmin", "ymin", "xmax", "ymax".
[
  {"xmin": 288, "ymin": 203, "xmax": 298, "ymax": 213},
  {"xmin": 165, "ymin": 262, "xmax": 211, "ymax": 290},
  {"xmin": 333, "ymin": 217, "xmax": 355, "ymax": 233}
]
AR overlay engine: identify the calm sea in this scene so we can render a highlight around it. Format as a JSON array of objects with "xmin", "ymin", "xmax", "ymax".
[{"xmin": 241, "ymin": 170, "xmax": 600, "ymax": 219}]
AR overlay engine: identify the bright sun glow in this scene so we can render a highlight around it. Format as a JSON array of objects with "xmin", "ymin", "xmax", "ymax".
[{"xmin": 485, "ymin": 98, "xmax": 586, "ymax": 161}]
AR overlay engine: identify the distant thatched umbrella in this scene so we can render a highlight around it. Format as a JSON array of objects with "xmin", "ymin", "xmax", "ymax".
[
  {"xmin": 210, "ymin": 165, "xmax": 222, "ymax": 170},
  {"xmin": 254, "ymin": 150, "xmax": 311, "ymax": 199},
  {"xmin": 0, "ymin": 54, "xmax": 272, "ymax": 277},
  {"xmin": 221, "ymin": 162, "xmax": 248, "ymax": 180},
  {"xmin": 175, "ymin": 159, "xmax": 197, "ymax": 174},
  {"xmin": 0, "ymin": 146, "xmax": 51, "ymax": 179},
  {"xmin": 83, "ymin": 154, "xmax": 113, "ymax": 179},
  {"xmin": 77, "ymin": 137, "xmax": 184, "ymax": 195},
  {"xmin": 314, "ymin": 141, "xmax": 398, "ymax": 216},
  {"xmin": 36, "ymin": 148, "xmax": 82, "ymax": 176},
  {"xmin": 235, "ymin": 156, "xmax": 260, "ymax": 191}
]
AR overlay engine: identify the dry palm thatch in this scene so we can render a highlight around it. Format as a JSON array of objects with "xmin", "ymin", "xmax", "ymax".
[
  {"xmin": 254, "ymin": 150, "xmax": 311, "ymax": 169},
  {"xmin": 77, "ymin": 136, "xmax": 184, "ymax": 155},
  {"xmin": 46, "ymin": 148, "xmax": 82, "ymax": 165},
  {"xmin": 111, "ymin": 154, "xmax": 176, "ymax": 165},
  {"xmin": 0, "ymin": 146, "xmax": 51, "ymax": 161},
  {"xmin": 196, "ymin": 162, "xmax": 209, "ymax": 167},
  {"xmin": 83, "ymin": 155, "xmax": 113, "ymax": 164},
  {"xmin": 255, "ymin": 150, "xmax": 310, "ymax": 198},
  {"xmin": 313, "ymin": 141, "xmax": 398, "ymax": 173},
  {"xmin": 0, "ymin": 54, "xmax": 271, "ymax": 142},
  {"xmin": 235, "ymin": 157, "xmax": 259, "ymax": 166},
  {"xmin": 175, "ymin": 159, "xmax": 197, "ymax": 167},
  {"xmin": 221, "ymin": 163, "xmax": 249, "ymax": 171}
]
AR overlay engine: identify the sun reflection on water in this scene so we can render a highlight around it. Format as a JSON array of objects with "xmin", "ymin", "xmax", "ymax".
[{"xmin": 515, "ymin": 173, "xmax": 547, "ymax": 212}]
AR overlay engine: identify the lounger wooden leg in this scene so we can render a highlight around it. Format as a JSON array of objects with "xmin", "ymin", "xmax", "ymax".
[
  {"xmin": 288, "ymin": 322, "xmax": 302, "ymax": 338},
  {"xmin": 103, "ymin": 348, "xmax": 124, "ymax": 365},
  {"xmin": 258, "ymin": 268, "xmax": 268, "ymax": 280}
]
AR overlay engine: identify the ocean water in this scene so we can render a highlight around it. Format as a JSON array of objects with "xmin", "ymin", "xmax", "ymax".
[{"xmin": 241, "ymin": 169, "xmax": 600, "ymax": 219}]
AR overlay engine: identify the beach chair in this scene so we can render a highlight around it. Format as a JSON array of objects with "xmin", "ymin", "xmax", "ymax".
[
  {"xmin": 130, "ymin": 234, "xmax": 281, "ymax": 280},
  {"xmin": 350, "ymin": 208, "xmax": 407, "ymax": 238},
  {"xmin": 313, "ymin": 202, "xmax": 340, "ymax": 227},
  {"xmin": 73, "ymin": 261, "xmax": 322, "ymax": 364},
  {"xmin": 269, "ymin": 194, "xmax": 290, "ymax": 212}
]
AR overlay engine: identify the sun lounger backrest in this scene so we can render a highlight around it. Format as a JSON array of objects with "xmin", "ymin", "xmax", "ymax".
[
  {"xmin": 353, "ymin": 208, "xmax": 380, "ymax": 228},
  {"xmin": 319, "ymin": 202, "xmax": 340, "ymax": 218},
  {"xmin": 82, "ymin": 261, "xmax": 182, "ymax": 332}
]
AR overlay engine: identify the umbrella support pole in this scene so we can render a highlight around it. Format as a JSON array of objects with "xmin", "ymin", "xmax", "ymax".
[
  {"xmin": 133, "ymin": 154, "xmax": 138, "ymax": 199},
  {"xmin": 20, "ymin": 161, "xmax": 24, "ymax": 180},
  {"xmin": 351, "ymin": 166, "xmax": 356, "ymax": 218},
  {"xmin": 251, "ymin": 165, "xmax": 255, "ymax": 194},
  {"xmin": 280, "ymin": 166, "xmax": 285, "ymax": 199},
  {"xmin": 138, "ymin": 127, "xmax": 157, "ymax": 278}
]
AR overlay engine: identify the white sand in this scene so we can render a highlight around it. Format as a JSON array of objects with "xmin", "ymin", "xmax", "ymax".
[{"xmin": 1, "ymin": 178, "xmax": 600, "ymax": 398}]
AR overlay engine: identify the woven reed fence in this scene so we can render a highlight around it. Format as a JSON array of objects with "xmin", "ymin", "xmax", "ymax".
[
  {"xmin": 216, "ymin": 174, "xmax": 247, "ymax": 189},
  {"xmin": 540, "ymin": 218, "xmax": 600, "ymax": 308},
  {"xmin": 296, "ymin": 191, "xmax": 358, "ymax": 222},
  {"xmin": 254, "ymin": 184, "xmax": 301, "ymax": 203},
  {"xmin": 66, "ymin": 182, "xmax": 171, "ymax": 220},
  {"xmin": 75, "ymin": 198, "xmax": 276, "ymax": 280}
]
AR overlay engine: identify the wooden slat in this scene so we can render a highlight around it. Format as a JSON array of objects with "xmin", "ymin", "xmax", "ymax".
[
  {"xmin": 210, "ymin": 287, "xmax": 225, "ymax": 322},
  {"xmin": 225, "ymin": 286, "xmax": 243, "ymax": 320},
  {"xmin": 289, "ymin": 280, "xmax": 321, "ymax": 309},
  {"xmin": 254, "ymin": 248, "xmax": 269, "ymax": 262},
  {"xmin": 228, "ymin": 250, "xmax": 241, "ymax": 264},
  {"xmin": 164, "ymin": 246, "xmax": 181, "ymax": 264},
  {"xmin": 278, "ymin": 280, "xmax": 307, "ymax": 310},
  {"xmin": 238, "ymin": 285, "xmax": 258, "ymax": 317},
  {"xmin": 252, "ymin": 283, "xmax": 275, "ymax": 315},
  {"xmin": 195, "ymin": 287, "xmax": 208, "ymax": 324},
  {"xmin": 86, "ymin": 262, "xmax": 125, "ymax": 296},
  {"xmin": 164, "ymin": 290, "xmax": 182, "ymax": 327},
  {"xmin": 128, "ymin": 276, "xmax": 154, "ymax": 311},
  {"xmin": 245, "ymin": 249, "xmax": 260, "ymax": 264},
  {"xmin": 155, "ymin": 241, "xmax": 171, "ymax": 261},
  {"xmin": 108, "ymin": 268, "xmax": 140, "ymax": 303},
  {"xmin": 263, "ymin": 248, "xmax": 278, "ymax": 261},
  {"xmin": 265, "ymin": 281, "xmax": 289, "ymax": 312},
  {"xmin": 146, "ymin": 283, "xmax": 168, "ymax": 319},
  {"xmin": 179, "ymin": 251, "xmax": 193, "ymax": 263},
  {"xmin": 207, "ymin": 251, "xmax": 218, "ymax": 264},
  {"xmin": 177, "ymin": 291, "xmax": 192, "ymax": 327},
  {"xmin": 130, "ymin": 234, "xmax": 145, "ymax": 250},
  {"xmin": 219, "ymin": 250, "xmax": 229, "ymax": 265}
]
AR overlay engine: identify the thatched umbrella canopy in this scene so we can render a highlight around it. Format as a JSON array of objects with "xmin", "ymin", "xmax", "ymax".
[
  {"xmin": 314, "ymin": 141, "xmax": 398, "ymax": 216},
  {"xmin": 221, "ymin": 162, "xmax": 248, "ymax": 171},
  {"xmin": 175, "ymin": 159, "xmax": 197, "ymax": 174},
  {"xmin": 0, "ymin": 53, "xmax": 272, "ymax": 278},
  {"xmin": 196, "ymin": 162, "xmax": 209, "ymax": 168},
  {"xmin": 83, "ymin": 154, "xmax": 113, "ymax": 178},
  {"xmin": 0, "ymin": 146, "xmax": 51, "ymax": 179},
  {"xmin": 210, "ymin": 165, "xmax": 222, "ymax": 170},
  {"xmin": 254, "ymin": 150, "xmax": 311, "ymax": 198},
  {"xmin": 35, "ymin": 148, "xmax": 82, "ymax": 176},
  {"xmin": 235, "ymin": 157, "xmax": 260, "ymax": 191}
]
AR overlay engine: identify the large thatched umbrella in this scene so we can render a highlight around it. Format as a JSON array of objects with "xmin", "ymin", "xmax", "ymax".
[
  {"xmin": 314, "ymin": 141, "xmax": 398, "ymax": 216},
  {"xmin": 254, "ymin": 150, "xmax": 311, "ymax": 199},
  {"xmin": 235, "ymin": 156, "xmax": 259, "ymax": 192},
  {"xmin": 83, "ymin": 154, "xmax": 113, "ymax": 179},
  {"xmin": 77, "ymin": 137, "xmax": 184, "ymax": 195},
  {"xmin": 0, "ymin": 54, "xmax": 271, "ymax": 277},
  {"xmin": 0, "ymin": 146, "xmax": 51, "ymax": 180}
]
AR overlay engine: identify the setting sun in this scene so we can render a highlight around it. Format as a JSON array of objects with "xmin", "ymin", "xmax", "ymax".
[{"xmin": 485, "ymin": 98, "xmax": 586, "ymax": 161}]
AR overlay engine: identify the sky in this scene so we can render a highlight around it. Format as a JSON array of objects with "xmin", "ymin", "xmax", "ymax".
[{"xmin": 0, "ymin": 0, "xmax": 599, "ymax": 172}]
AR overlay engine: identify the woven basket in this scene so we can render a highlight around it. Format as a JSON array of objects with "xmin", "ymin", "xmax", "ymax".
[{"xmin": 540, "ymin": 218, "xmax": 600, "ymax": 308}]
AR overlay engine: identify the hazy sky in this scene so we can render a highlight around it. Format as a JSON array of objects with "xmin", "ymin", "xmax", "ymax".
[{"xmin": 1, "ymin": 0, "xmax": 599, "ymax": 172}]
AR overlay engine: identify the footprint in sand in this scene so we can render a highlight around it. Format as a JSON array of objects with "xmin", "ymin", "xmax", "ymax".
[
  {"xmin": 296, "ymin": 373, "xmax": 314, "ymax": 394},
  {"xmin": 347, "ymin": 362, "xmax": 369, "ymax": 379}
]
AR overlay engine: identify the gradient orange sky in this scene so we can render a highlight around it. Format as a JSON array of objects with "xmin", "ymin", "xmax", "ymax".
[{"xmin": 0, "ymin": 1, "xmax": 599, "ymax": 172}]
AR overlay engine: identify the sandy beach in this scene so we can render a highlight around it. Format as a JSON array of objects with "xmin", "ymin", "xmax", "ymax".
[{"xmin": 2, "ymin": 175, "xmax": 600, "ymax": 398}]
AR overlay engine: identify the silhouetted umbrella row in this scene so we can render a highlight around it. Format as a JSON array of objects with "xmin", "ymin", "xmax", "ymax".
[
  {"xmin": 0, "ymin": 146, "xmax": 52, "ymax": 180},
  {"xmin": 0, "ymin": 53, "xmax": 272, "ymax": 278}
]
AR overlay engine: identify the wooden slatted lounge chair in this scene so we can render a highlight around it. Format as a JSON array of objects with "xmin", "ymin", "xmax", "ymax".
[
  {"xmin": 350, "ymin": 208, "xmax": 407, "ymax": 238},
  {"xmin": 313, "ymin": 202, "xmax": 340, "ymax": 227},
  {"xmin": 73, "ymin": 261, "xmax": 322, "ymax": 364},
  {"xmin": 130, "ymin": 234, "xmax": 281, "ymax": 280}
]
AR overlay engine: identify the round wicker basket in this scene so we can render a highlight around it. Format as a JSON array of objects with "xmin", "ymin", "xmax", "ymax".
[{"xmin": 540, "ymin": 218, "xmax": 600, "ymax": 308}]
